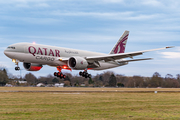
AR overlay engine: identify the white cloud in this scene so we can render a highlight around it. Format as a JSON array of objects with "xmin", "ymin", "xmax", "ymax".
[
  {"xmin": 0, "ymin": 0, "xmax": 48, "ymax": 4},
  {"xmin": 51, "ymin": 11, "xmax": 133, "ymax": 16},
  {"xmin": 160, "ymin": 52, "xmax": 180, "ymax": 59},
  {"xmin": 34, "ymin": 3, "xmax": 49, "ymax": 7},
  {"xmin": 22, "ymin": 33, "xmax": 117, "ymax": 43},
  {"xmin": 142, "ymin": 0, "xmax": 162, "ymax": 7},
  {"xmin": 160, "ymin": 47, "xmax": 180, "ymax": 59},
  {"xmin": 140, "ymin": 0, "xmax": 180, "ymax": 14},
  {"xmin": 0, "ymin": 16, "xmax": 61, "ymax": 24},
  {"xmin": 101, "ymin": 0, "xmax": 124, "ymax": 3},
  {"xmin": 0, "ymin": 0, "xmax": 50, "ymax": 9},
  {"xmin": 51, "ymin": 11, "xmax": 159, "ymax": 21}
]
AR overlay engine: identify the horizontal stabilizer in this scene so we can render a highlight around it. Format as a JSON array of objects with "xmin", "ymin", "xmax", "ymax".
[{"xmin": 117, "ymin": 58, "xmax": 153, "ymax": 63}]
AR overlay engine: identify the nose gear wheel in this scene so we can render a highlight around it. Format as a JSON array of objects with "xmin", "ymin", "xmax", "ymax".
[
  {"xmin": 15, "ymin": 67, "xmax": 20, "ymax": 71},
  {"xmin": 14, "ymin": 61, "xmax": 20, "ymax": 71}
]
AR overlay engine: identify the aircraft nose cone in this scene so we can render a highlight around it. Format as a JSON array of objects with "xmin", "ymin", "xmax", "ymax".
[
  {"xmin": 4, "ymin": 50, "xmax": 9, "ymax": 57},
  {"xmin": 4, "ymin": 50, "xmax": 14, "ymax": 58}
]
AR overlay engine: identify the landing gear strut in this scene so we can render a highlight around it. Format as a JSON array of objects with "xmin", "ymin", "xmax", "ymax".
[
  {"xmin": 79, "ymin": 70, "xmax": 91, "ymax": 78},
  {"xmin": 54, "ymin": 66, "xmax": 66, "ymax": 79},
  {"xmin": 13, "ymin": 59, "xmax": 20, "ymax": 71}
]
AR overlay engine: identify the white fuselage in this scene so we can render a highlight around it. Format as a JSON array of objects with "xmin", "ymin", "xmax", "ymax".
[{"xmin": 4, "ymin": 43, "xmax": 127, "ymax": 71}]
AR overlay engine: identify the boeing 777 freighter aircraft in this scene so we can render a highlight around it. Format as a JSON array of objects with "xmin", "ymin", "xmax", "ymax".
[{"xmin": 4, "ymin": 31, "xmax": 172, "ymax": 78}]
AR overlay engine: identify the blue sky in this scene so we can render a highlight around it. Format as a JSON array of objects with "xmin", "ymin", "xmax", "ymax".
[{"xmin": 0, "ymin": 0, "xmax": 180, "ymax": 78}]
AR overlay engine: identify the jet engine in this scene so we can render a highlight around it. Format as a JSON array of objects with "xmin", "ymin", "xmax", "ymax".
[
  {"xmin": 68, "ymin": 57, "xmax": 88, "ymax": 70},
  {"xmin": 23, "ymin": 63, "xmax": 43, "ymax": 71}
]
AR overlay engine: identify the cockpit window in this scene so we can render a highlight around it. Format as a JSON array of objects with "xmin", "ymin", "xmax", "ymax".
[{"xmin": 7, "ymin": 46, "xmax": 15, "ymax": 49}]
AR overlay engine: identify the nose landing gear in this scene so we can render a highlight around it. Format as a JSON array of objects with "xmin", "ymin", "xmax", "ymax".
[
  {"xmin": 15, "ymin": 66, "xmax": 20, "ymax": 71},
  {"xmin": 13, "ymin": 59, "xmax": 20, "ymax": 71}
]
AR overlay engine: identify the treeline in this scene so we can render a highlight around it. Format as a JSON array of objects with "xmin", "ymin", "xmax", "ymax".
[
  {"xmin": 0, "ymin": 68, "xmax": 8, "ymax": 86},
  {"xmin": 1, "ymin": 66, "xmax": 180, "ymax": 88}
]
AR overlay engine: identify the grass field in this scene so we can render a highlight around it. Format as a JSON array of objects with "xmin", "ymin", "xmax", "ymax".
[
  {"xmin": 1, "ymin": 87, "xmax": 180, "ymax": 92},
  {"xmin": 0, "ymin": 87, "xmax": 180, "ymax": 120}
]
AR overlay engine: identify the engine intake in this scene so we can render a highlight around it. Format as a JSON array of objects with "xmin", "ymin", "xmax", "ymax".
[
  {"xmin": 68, "ymin": 57, "xmax": 88, "ymax": 70},
  {"xmin": 23, "ymin": 63, "xmax": 43, "ymax": 71}
]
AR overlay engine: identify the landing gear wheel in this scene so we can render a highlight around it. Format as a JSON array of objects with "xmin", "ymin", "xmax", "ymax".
[
  {"xmin": 79, "ymin": 71, "xmax": 91, "ymax": 78},
  {"xmin": 79, "ymin": 71, "xmax": 83, "ymax": 76},
  {"xmin": 54, "ymin": 72, "xmax": 57, "ymax": 76},
  {"xmin": 15, "ymin": 67, "xmax": 20, "ymax": 71},
  {"xmin": 88, "ymin": 74, "xmax": 91, "ymax": 78},
  {"xmin": 54, "ymin": 72, "xmax": 66, "ymax": 79}
]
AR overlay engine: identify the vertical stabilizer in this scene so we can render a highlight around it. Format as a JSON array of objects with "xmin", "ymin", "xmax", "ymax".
[{"xmin": 110, "ymin": 30, "xmax": 129, "ymax": 54}]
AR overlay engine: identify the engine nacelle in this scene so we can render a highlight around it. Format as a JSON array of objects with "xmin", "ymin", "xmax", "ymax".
[
  {"xmin": 68, "ymin": 57, "xmax": 88, "ymax": 70},
  {"xmin": 23, "ymin": 63, "xmax": 43, "ymax": 71}
]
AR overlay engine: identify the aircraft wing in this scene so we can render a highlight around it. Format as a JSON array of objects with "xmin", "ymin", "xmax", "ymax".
[{"xmin": 85, "ymin": 46, "xmax": 173, "ymax": 62}]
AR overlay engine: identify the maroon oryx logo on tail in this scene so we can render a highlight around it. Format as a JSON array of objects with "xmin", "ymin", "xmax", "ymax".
[{"xmin": 113, "ymin": 34, "xmax": 128, "ymax": 54}]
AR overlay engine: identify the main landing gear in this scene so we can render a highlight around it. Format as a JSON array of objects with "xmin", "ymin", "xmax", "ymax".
[
  {"xmin": 79, "ymin": 70, "xmax": 91, "ymax": 78},
  {"xmin": 54, "ymin": 67, "xmax": 91, "ymax": 79},
  {"xmin": 54, "ymin": 66, "xmax": 66, "ymax": 79},
  {"xmin": 54, "ymin": 72, "xmax": 66, "ymax": 79}
]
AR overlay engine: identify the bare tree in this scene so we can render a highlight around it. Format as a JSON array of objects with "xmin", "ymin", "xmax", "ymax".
[
  {"xmin": 176, "ymin": 74, "xmax": 180, "ymax": 84},
  {"xmin": 116, "ymin": 74, "xmax": 127, "ymax": 87},
  {"xmin": 132, "ymin": 76, "xmax": 144, "ymax": 88},
  {"xmin": 109, "ymin": 74, "xmax": 117, "ymax": 87},
  {"xmin": 149, "ymin": 72, "xmax": 163, "ymax": 87},
  {"xmin": 164, "ymin": 74, "xmax": 179, "ymax": 88},
  {"xmin": 24, "ymin": 73, "xmax": 37, "ymax": 85},
  {"xmin": 0, "ymin": 68, "xmax": 9, "ymax": 86},
  {"xmin": 126, "ymin": 77, "xmax": 134, "ymax": 87},
  {"xmin": 101, "ymin": 71, "xmax": 114, "ymax": 86}
]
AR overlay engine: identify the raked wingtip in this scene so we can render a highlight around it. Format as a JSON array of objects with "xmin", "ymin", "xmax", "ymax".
[{"xmin": 166, "ymin": 46, "xmax": 175, "ymax": 49}]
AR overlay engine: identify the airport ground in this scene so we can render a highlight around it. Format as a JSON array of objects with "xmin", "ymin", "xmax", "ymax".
[{"xmin": 0, "ymin": 87, "xmax": 180, "ymax": 120}]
